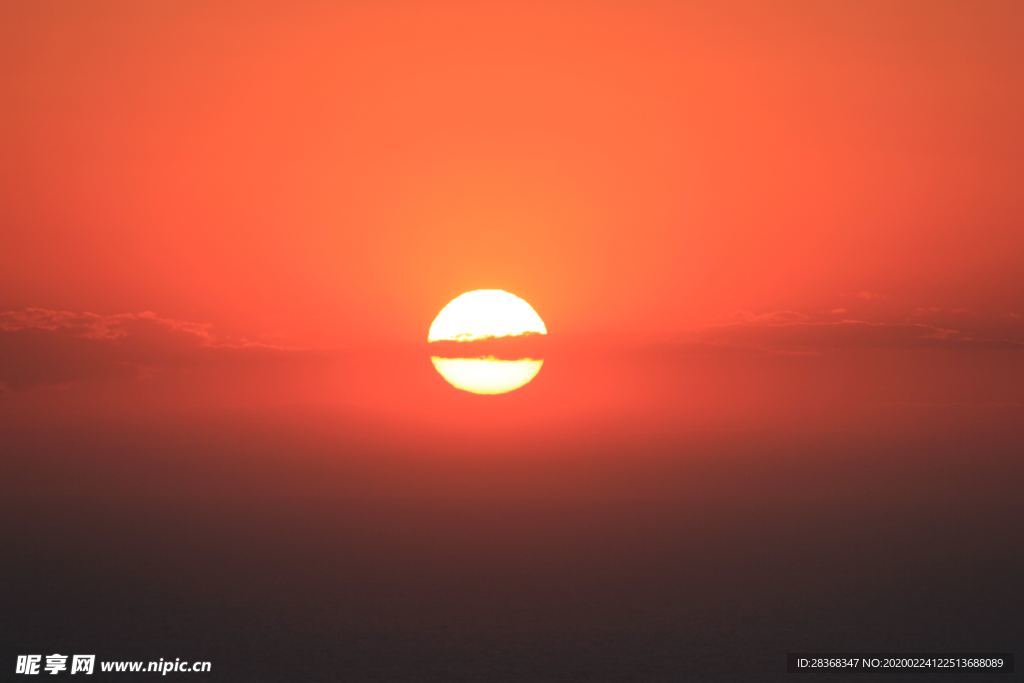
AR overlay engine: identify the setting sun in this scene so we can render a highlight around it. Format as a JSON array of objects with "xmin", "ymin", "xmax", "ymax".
[{"xmin": 428, "ymin": 289, "xmax": 546, "ymax": 395}]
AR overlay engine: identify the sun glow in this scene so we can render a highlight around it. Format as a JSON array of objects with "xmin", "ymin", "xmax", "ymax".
[{"xmin": 428, "ymin": 289, "xmax": 546, "ymax": 395}]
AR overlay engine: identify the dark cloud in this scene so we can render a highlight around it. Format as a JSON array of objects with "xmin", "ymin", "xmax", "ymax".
[
  {"xmin": 0, "ymin": 308, "xmax": 318, "ymax": 390},
  {"xmin": 428, "ymin": 332, "xmax": 546, "ymax": 360},
  {"xmin": 3, "ymin": 305, "xmax": 1021, "ymax": 391},
  {"xmin": 689, "ymin": 308, "xmax": 1024, "ymax": 354}
]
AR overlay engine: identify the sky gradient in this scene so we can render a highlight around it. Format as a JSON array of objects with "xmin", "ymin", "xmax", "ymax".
[
  {"xmin": 3, "ymin": 1, "xmax": 1022, "ymax": 348},
  {"xmin": 2, "ymin": 2, "xmax": 1022, "ymax": 681}
]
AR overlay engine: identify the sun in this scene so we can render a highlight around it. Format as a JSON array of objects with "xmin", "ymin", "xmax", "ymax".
[{"xmin": 428, "ymin": 289, "xmax": 547, "ymax": 395}]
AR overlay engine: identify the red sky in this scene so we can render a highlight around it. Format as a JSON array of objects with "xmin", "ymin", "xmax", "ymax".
[
  {"xmin": 2, "ymin": 0, "xmax": 1022, "ymax": 349},
  {"xmin": 1, "ymin": 0, "xmax": 1022, "ymax": 438},
  {"xmin": 2, "ymin": 7, "xmax": 1023, "ymax": 677}
]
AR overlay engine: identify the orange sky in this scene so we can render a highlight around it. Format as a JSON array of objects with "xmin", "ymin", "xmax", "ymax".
[
  {"xmin": 3, "ymin": 0, "xmax": 1022, "ymax": 349},
  {"xmin": 2, "ymin": 0, "xmax": 1022, "ymax": 432},
  {"xmin": 2, "ymin": 10, "xmax": 1023, "ymax": 671}
]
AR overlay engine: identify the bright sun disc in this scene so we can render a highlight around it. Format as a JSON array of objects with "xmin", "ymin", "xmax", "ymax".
[
  {"xmin": 428, "ymin": 289, "xmax": 547, "ymax": 342},
  {"xmin": 428, "ymin": 289, "xmax": 546, "ymax": 395}
]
